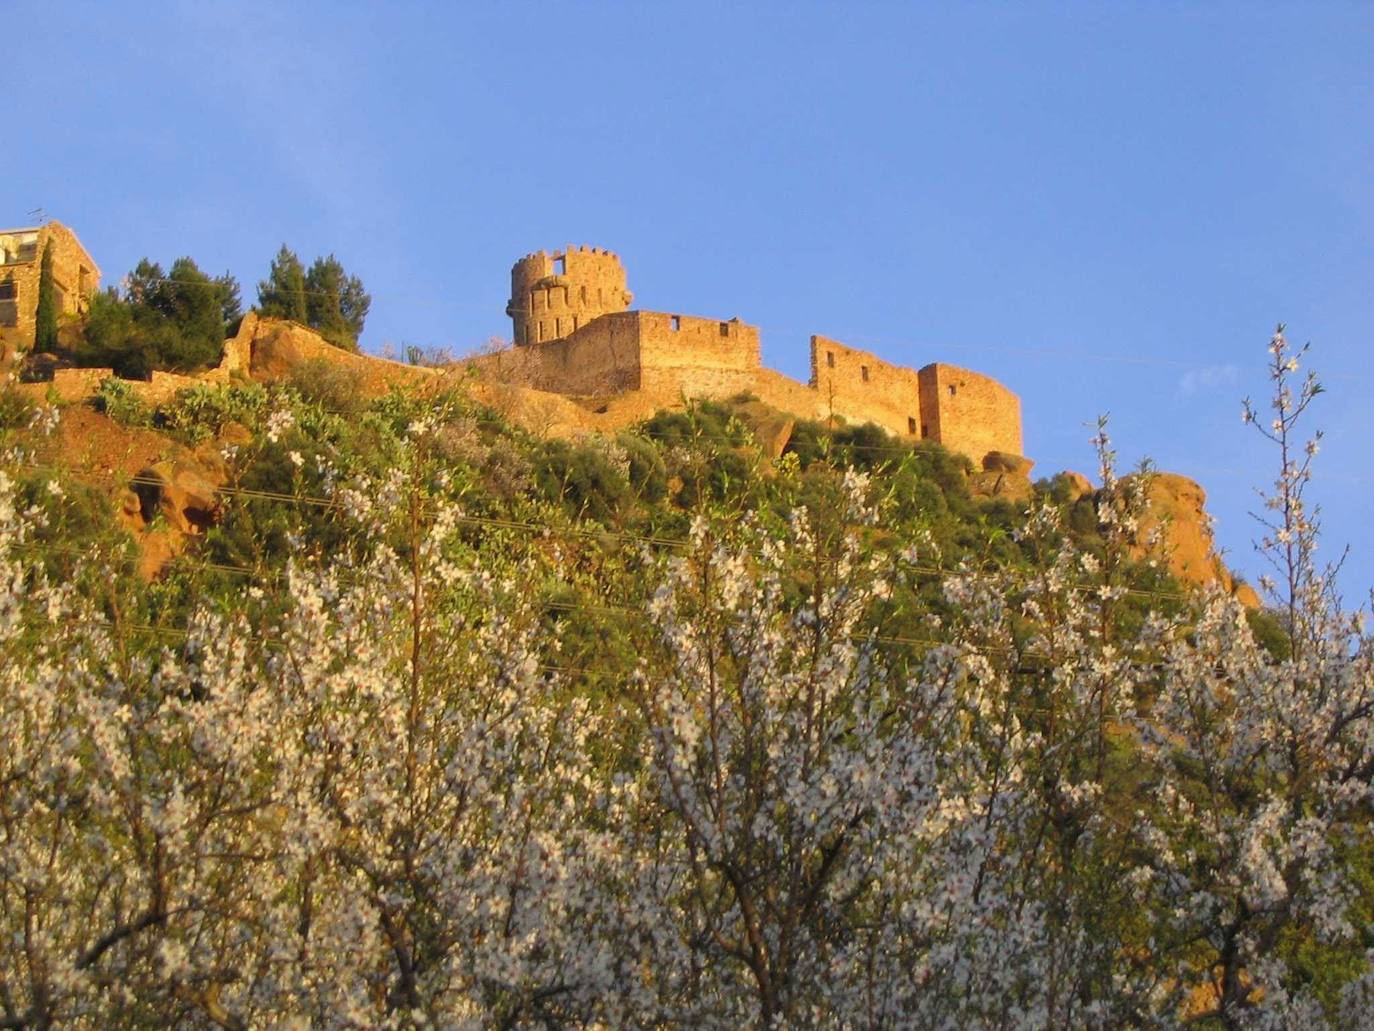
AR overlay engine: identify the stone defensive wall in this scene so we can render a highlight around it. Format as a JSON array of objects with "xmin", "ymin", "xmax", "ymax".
[
  {"xmin": 496, "ymin": 245, "xmax": 1025, "ymax": 464},
  {"xmin": 810, "ymin": 334, "xmax": 925, "ymax": 440},
  {"xmin": 636, "ymin": 312, "xmax": 760, "ymax": 399},
  {"xmin": 490, "ymin": 310, "xmax": 762, "ymax": 400},
  {"xmin": 512, "ymin": 311, "xmax": 645, "ymax": 395},
  {"xmin": 804, "ymin": 335, "xmax": 1023, "ymax": 458},
  {"xmin": 917, "ymin": 362, "xmax": 1023, "ymax": 461}
]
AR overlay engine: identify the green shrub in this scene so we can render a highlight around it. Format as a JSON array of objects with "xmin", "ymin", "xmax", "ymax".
[
  {"xmin": 160, "ymin": 382, "xmax": 268, "ymax": 444},
  {"xmin": 0, "ymin": 387, "xmax": 35, "ymax": 431},
  {"xmin": 94, "ymin": 377, "xmax": 152, "ymax": 427},
  {"xmin": 1247, "ymin": 606, "xmax": 1293, "ymax": 661},
  {"xmin": 641, "ymin": 400, "xmax": 751, "ymax": 449},
  {"xmin": 533, "ymin": 439, "xmax": 632, "ymax": 523},
  {"xmin": 617, "ymin": 431, "xmax": 668, "ymax": 504},
  {"xmin": 78, "ymin": 258, "xmax": 231, "ymax": 377},
  {"xmin": 286, "ymin": 358, "xmax": 365, "ymax": 416}
]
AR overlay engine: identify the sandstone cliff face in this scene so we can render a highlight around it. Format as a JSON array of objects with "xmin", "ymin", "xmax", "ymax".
[
  {"xmin": 967, "ymin": 463, "xmax": 1256, "ymax": 606},
  {"xmin": 116, "ymin": 439, "xmax": 232, "ymax": 578},
  {"xmin": 1125, "ymin": 472, "xmax": 1259, "ymax": 607},
  {"xmin": 244, "ymin": 315, "xmax": 438, "ymax": 396}
]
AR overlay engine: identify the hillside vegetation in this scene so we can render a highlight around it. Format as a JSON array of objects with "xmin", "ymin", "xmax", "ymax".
[{"xmin": 0, "ymin": 327, "xmax": 1369, "ymax": 1028}]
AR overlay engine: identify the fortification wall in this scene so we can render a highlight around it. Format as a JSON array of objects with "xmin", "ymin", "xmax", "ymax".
[
  {"xmin": 808, "ymin": 335, "xmax": 924, "ymax": 439},
  {"xmin": 752, "ymin": 368, "xmax": 830, "ymax": 423},
  {"xmin": 0, "ymin": 222, "xmax": 100, "ymax": 358},
  {"xmin": 508, "ymin": 246, "xmax": 632, "ymax": 346},
  {"xmin": 518, "ymin": 312, "xmax": 644, "ymax": 395},
  {"xmin": 917, "ymin": 363, "xmax": 1022, "ymax": 461},
  {"xmin": 636, "ymin": 312, "xmax": 761, "ymax": 400}
]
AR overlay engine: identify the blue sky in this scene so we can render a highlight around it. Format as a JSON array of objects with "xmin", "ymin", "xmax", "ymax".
[{"xmin": 12, "ymin": 2, "xmax": 1374, "ymax": 596}]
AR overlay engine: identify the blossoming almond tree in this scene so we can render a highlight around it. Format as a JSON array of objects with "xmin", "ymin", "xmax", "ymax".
[
  {"xmin": 1130, "ymin": 329, "xmax": 1374, "ymax": 1026},
  {"xmin": 0, "ymin": 426, "xmax": 637, "ymax": 1028},
  {"xmin": 1, "ymin": 328, "xmax": 1371, "ymax": 1028},
  {"xmin": 625, "ymin": 470, "xmax": 1074, "ymax": 1025}
]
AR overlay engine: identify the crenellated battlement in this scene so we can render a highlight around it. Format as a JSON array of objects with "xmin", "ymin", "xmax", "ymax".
[{"xmin": 508, "ymin": 245, "xmax": 632, "ymax": 345}]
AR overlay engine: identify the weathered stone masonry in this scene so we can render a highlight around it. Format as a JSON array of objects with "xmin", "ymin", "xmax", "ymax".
[
  {"xmin": 0, "ymin": 221, "xmax": 100, "ymax": 360},
  {"xmin": 505, "ymin": 246, "xmax": 1024, "ymax": 464}
]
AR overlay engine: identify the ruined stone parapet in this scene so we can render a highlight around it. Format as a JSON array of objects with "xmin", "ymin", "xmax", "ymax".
[{"xmin": 508, "ymin": 245, "xmax": 632, "ymax": 346}]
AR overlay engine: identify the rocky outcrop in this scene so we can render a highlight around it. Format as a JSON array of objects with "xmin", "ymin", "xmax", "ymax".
[
  {"xmin": 244, "ymin": 315, "xmax": 437, "ymax": 396},
  {"xmin": 129, "ymin": 451, "xmax": 225, "ymax": 535},
  {"xmin": 970, "ymin": 451, "xmax": 1035, "ymax": 503},
  {"xmin": 1058, "ymin": 471, "xmax": 1094, "ymax": 501},
  {"xmin": 731, "ymin": 400, "xmax": 796, "ymax": 459},
  {"xmin": 1125, "ymin": 472, "xmax": 1259, "ymax": 607},
  {"xmin": 117, "ymin": 441, "xmax": 230, "ymax": 578}
]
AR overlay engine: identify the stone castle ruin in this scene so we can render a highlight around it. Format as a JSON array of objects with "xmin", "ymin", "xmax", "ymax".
[
  {"xmin": 496, "ymin": 246, "xmax": 1023, "ymax": 465},
  {"xmin": 3, "ymin": 222, "xmax": 1259, "ymax": 602}
]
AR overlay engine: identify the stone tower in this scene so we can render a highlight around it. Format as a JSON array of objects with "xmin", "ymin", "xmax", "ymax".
[{"xmin": 507, "ymin": 246, "xmax": 633, "ymax": 346}]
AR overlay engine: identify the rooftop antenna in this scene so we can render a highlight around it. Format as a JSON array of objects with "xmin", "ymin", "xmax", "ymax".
[{"xmin": 27, "ymin": 207, "xmax": 46, "ymax": 224}]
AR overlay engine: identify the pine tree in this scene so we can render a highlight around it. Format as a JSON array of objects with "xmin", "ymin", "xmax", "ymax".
[
  {"xmin": 217, "ymin": 272, "xmax": 244, "ymax": 328},
  {"xmin": 153, "ymin": 257, "xmax": 227, "ymax": 366},
  {"xmin": 256, "ymin": 245, "xmax": 308, "ymax": 324},
  {"xmin": 304, "ymin": 255, "xmax": 370, "ymax": 352},
  {"xmin": 33, "ymin": 240, "xmax": 58, "ymax": 353},
  {"xmin": 216, "ymin": 271, "xmax": 243, "ymax": 330},
  {"xmin": 80, "ymin": 257, "xmax": 226, "ymax": 376}
]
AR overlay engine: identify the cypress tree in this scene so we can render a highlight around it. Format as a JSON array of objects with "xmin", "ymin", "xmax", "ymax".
[{"xmin": 34, "ymin": 240, "xmax": 58, "ymax": 353}]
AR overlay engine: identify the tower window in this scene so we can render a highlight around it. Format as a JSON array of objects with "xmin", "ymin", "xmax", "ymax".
[
  {"xmin": 553, "ymin": 256, "xmax": 566, "ymax": 275},
  {"xmin": 0, "ymin": 279, "xmax": 14, "ymax": 300},
  {"xmin": 670, "ymin": 315, "xmax": 681, "ymax": 331},
  {"xmin": 948, "ymin": 384, "xmax": 957, "ymax": 397},
  {"xmin": 908, "ymin": 417, "xmax": 917, "ymax": 435},
  {"xmin": 826, "ymin": 351, "xmax": 835, "ymax": 368},
  {"xmin": 719, "ymin": 321, "xmax": 729, "ymax": 337},
  {"xmin": 581, "ymin": 285, "xmax": 588, "ymax": 302},
  {"xmin": 861, "ymin": 365, "xmax": 870, "ymax": 382}
]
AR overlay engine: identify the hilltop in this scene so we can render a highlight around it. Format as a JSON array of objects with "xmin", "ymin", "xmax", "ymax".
[{"xmin": 3, "ymin": 307, "xmax": 1255, "ymax": 609}]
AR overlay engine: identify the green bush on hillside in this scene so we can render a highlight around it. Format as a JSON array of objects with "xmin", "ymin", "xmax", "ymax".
[
  {"xmin": 78, "ymin": 258, "xmax": 237, "ymax": 377},
  {"xmin": 94, "ymin": 377, "xmax": 152, "ymax": 427},
  {"xmin": 161, "ymin": 382, "xmax": 268, "ymax": 444}
]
